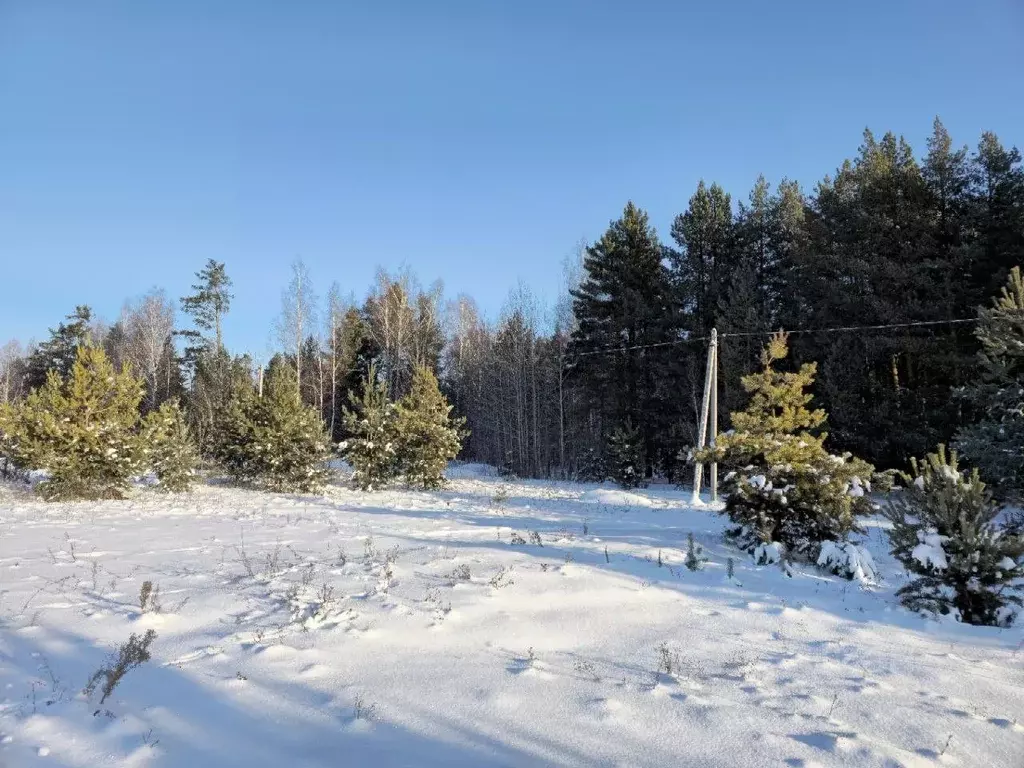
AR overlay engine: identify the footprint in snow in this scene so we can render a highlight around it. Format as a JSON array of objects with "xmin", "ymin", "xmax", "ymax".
[
  {"xmin": 987, "ymin": 717, "xmax": 1024, "ymax": 732},
  {"xmin": 790, "ymin": 730, "xmax": 859, "ymax": 753}
]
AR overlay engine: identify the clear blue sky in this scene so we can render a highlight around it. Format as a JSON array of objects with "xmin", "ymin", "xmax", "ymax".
[{"xmin": 2, "ymin": 1, "xmax": 1022, "ymax": 355}]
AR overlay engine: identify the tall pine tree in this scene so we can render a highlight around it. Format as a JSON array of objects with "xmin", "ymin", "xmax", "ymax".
[{"xmin": 569, "ymin": 202, "xmax": 680, "ymax": 475}]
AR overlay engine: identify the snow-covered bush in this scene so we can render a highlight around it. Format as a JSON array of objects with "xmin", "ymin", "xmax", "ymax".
[
  {"xmin": 817, "ymin": 540, "xmax": 877, "ymax": 582},
  {"xmin": 684, "ymin": 532, "xmax": 708, "ymax": 571},
  {"xmin": 214, "ymin": 364, "xmax": 332, "ymax": 493},
  {"xmin": 605, "ymin": 419, "xmax": 646, "ymax": 489},
  {"xmin": 0, "ymin": 343, "xmax": 145, "ymax": 500},
  {"xmin": 341, "ymin": 365, "xmax": 400, "ymax": 491},
  {"xmin": 394, "ymin": 366, "xmax": 466, "ymax": 490},
  {"xmin": 696, "ymin": 332, "xmax": 878, "ymax": 569},
  {"xmin": 885, "ymin": 445, "xmax": 1024, "ymax": 626}
]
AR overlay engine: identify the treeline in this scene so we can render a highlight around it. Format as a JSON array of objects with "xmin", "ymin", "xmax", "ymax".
[
  {"xmin": 0, "ymin": 119, "xmax": 1022, "ymax": 486},
  {"xmin": 567, "ymin": 121, "xmax": 1024, "ymax": 481}
]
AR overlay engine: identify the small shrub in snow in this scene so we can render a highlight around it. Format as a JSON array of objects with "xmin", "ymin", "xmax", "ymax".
[
  {"xmin": 605, "ymin": 419, "xmax": 647, "ymax": 489},
  {"xmin": 138, "ymin": 580, "xmax": 161, "ymax": 613},
  {"xmin": 509, "ymin": 531, "xmax": 526, "ymax": 546},
  {"xmin": 341, "ymin": 365, "xmax": 400, "ymax": 491},
  {"xmin": 528, "ymin": 530, "xmax": 543, "ymax": 546},
  {"xmin": 753, "ymin": 541, "xmax": 784, "ymax": 565},
  {"xmin": 489, "ymin": 565, "xmax": 514, "ymax": 589},
  {"xmin": 352, "ymin": 695, "xmax": 377, "ymax": 721},
  {"xmin": 695, "ymin": 332, "xmax": 878, "ymax": 565},
  {"xmin": 84, "ymin": 629, "xmax": 156, "ymax": 706},
  {"xmin": 885, "ymin": 446, "xmax": 1024, "ymax": 626},
  {"xmin": 491, "ymin": 485, "xmax": 509, "ymax": 507},
  {"xmin": 655, "ymin": 642, "xmax": 681, "ymax": 679},
  {"xmin": 446, "ymin": 564, "xmax": 471, "ymax": 585},
  {"xmin": 817, "ymin": 541, "xmax": 877, "ymax": 582},
  {"xmin": 685, "ymin": 532, "xmax": 708, "ymax": 571}
]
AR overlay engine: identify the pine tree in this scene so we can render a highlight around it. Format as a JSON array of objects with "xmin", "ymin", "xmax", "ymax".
[
  {"xmin": 180, "ymin": 260, "xmax": 233, "ymax": 356},
  {"xmin": 605, "ymin": 419, "xmax": 646, "ymax": 489},
  {"xmin": 955, "ymin": 266, "xmax": 1024, "ymax": 499},
  {"xmin": 669, "ymin": 181, "xmax": 735, "ymax": 337},
  {"xmin": 696, "ymin": 332, "xmax": 877, "ymax": 566},
  {"xmin": 140, "ymin": 400, "xmax": 198, "ymax": 493},
  {"xmin": 569, "ymin": 202, "xmax": 680, "ymax": 475},
  {"xmin": 180, "ymin": 260, "xmax": 235, "ymax": 451},
  {"xmin": 215, "ymin": 365, "xmax": 332, "ymax": 492},
  {"xmin": 885, "ymin": 446, "xmax": 1023, "ymax": 626},
  {"xmin": 793, "ymin": 129, "xmax": 962, "ymax": 467},
  {"xmin": 341, "ymin": 365, "xmax": 400, "ymax": 491},
  {"xmin": 0, "ymin": 343, "xmax": 144, "ymax": 500},
  {"xmin": 394, "ymin": 366, "xmax": 466, "ymax": 489},
  {"xmin": 24, "ymin": 306, "xmax": 95, "ymax": 391}
]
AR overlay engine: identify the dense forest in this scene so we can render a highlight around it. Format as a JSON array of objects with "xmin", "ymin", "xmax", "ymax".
[{"xmin": 1, "ymin": 119, "xmax": 1022, "ymax": 484}]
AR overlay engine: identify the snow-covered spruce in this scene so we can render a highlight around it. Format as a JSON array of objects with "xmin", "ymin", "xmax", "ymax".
[{"xmin": 885, "ymin": 445, "xmax": 1024, "ymax": 626}]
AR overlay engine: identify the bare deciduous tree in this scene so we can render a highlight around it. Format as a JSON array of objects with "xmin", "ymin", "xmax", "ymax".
[
  {"xmin": 121, "ymin": 289, "xmax": 176, "ymax": 410},
  {"xmin": 277, "ymin": 259, "xmax": 318, "ymax": 398},
  {"xmin": 0, "ymin": 340, "xmax": 27, "ymax": 404}
]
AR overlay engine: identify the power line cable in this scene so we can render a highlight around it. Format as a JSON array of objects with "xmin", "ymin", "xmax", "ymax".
[{"xmin": 570, "ymin": 317, "xmax": 979, "ymax": 359}]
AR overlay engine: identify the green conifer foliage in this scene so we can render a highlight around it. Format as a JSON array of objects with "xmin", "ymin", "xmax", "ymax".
[
  {"xmin": 885, "ymin": 446, "xmax": 1023, "ymax": 626},
  {"xmin": 341, "ymin": 365, "xmax": 400, "ymax": 491},
  {"xmin": 697, "ymin": 332, "xmax": 876, "ymax": 559},
  {"xmin": 394, "ymin": 366, "xmax": 466, "ymax": 489},
  {"xmin": 955, "ymin": 266, "xmax": 1024, "ymax": 500},
  {"xmin": 140, "ymin": 400, "xmax": 198, "ymax": 492},
  {"xmin": 0, "ymin": 343, "xmax": 144, "ymax": 500},
  {"xmin": 605, "ymin": 420, "xmax": 646, "ymax": 489},
  {"xmin": 215, "ymin": 365, "xmax": 332, "ymax": 492}
]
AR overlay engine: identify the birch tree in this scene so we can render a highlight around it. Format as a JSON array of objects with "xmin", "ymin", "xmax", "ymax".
[
  {"xmin": 277, "ymin": 259, "xmax": 318, "ymax": 399},
  {"xmin": 122, "ymin": 288, "xmax": 176, "ymax": 410}
]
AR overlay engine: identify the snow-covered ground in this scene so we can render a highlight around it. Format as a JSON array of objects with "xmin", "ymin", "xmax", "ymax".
[{"xmin": 1, "ymin": 468, "xmax": 1022, "ymax": 767}]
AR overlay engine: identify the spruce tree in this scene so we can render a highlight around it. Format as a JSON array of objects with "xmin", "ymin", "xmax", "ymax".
[
  {"xmin": 955, "ymin": 266, "xmax": 1024, "ymax": 499},
  {"xmin": 0, "ymin": 343, "xmax": 144, "ymax": 500},
  {"xmin": 696, "ymin": 332, "xmax": 877, "ymax": 568},
  {"xmin": 885, "ymin": 446, "xmax": 1023, "ymax": 626},
  {"xmin": 341, "ymin": 365, "xmax": 400, "ymax": 491},
  {"xmin": 215, "ymin": 365, "xmax": 332, "ymax": 492},
  {"xmin": 394, "ymin": 366, "xmax": 465, "ymax": 489},
  {"xmin": 140, "ymin": 400, "xmax": 198, "ymax": 492}
]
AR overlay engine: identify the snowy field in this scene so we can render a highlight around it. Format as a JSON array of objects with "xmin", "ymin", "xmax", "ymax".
[{"xmin": 1, "ymin": 466, "xmax": 1022, "ymax": 768}]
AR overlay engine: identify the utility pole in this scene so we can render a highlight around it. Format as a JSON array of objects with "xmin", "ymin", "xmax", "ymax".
[{"xmin": 692, "ymin": 328, "xmax": 719, "ymax": 503}]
